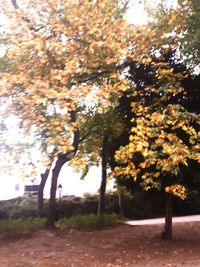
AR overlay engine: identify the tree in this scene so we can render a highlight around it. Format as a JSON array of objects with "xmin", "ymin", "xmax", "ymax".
[
  {"xmin": 1, "ymin": 0, "xmax": 159, "ymax": 227},
  {"xmin": 113, "ymin": 51, "xmax": 200, "ymax": 240},
  {"xmin": 89, "ymin": 0, "xmax": 199, "ymax": 239},
  {"xmin": 70, "ymin": 106, "xmax": 124, "ymax": 215},
  {"xmin": 180, "ymin": 0, "xmax": 200, "ymax": 66},
  {"xmin": 0, "ymin": 0, "xmax": 195, "ymax": 229},
  {"xmin": 37, "ymin": 150, "xmax": 56, "ymax": 218}
]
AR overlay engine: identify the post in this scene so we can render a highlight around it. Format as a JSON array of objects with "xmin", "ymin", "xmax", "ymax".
[
  {"xmin": 118, "ymin": 193, "xmax": 124, "ymax": 217},
  {"xmin": 58, "ymin": 184, "xmax": 62, "ymax": 204}
]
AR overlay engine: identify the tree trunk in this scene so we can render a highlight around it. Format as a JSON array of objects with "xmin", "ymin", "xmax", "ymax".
[
  {"xmin": 46, "ymin": 154, "xmax": 67, "ymax": 229},
  {"xmin": 46, "ymin": 110, "xmax": 79, "ymax": 229},
  {"xmin": 163, "ymin": 193, "xmax": 173, "ymax": 240},
  {"xmin": 37, "ymin": 168, "xmax": 50, "ymax": 217},
  {"xmin": 118, "ymin": 193, "xmax": 124, "ymax": 217},
  {"xmin": 197, "ymin": 187, "xmax": 200, "ymax": 198},
  {"xmin": 98, "ymin": 133, "xmax": 108, "ymax": 216}
]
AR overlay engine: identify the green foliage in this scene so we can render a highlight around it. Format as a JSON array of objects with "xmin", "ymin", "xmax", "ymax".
[
  {"xmin": 0, "ymin": 217, "xmax": 46, "ymax": 239},
  {"xmin": 71, "ymin": 106, "xmax": 124, "ymax": 174},
  {"xmin": 59, "ymin": 192, "xmax": 200, "ymax": 220},
  {"xmin": 173, "ymin": 190, "xmax": 200, "ymax": 216},
  {"xmin": 58, "ymin": 195, "xmax": 96, "ymax": 218},
  {"xmin": 1, "ymin": 191, "xmax": 200, "ymax": 223},
  {"xmin": 181, "ymin": 0, "xmax": 200, "ymax": 66},
  {"xmin": 0, "ymin": 196, "xmax": 38, "ymax": 219},
  {"xmin": 57, "ymin": 213, "xmax": 121, "ymax": 230}
]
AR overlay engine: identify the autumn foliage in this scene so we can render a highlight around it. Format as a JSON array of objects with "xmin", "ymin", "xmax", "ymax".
[
  {"xmin": 0, "ymin": 0, "xmax": 155, "ymax": 164},
  {"xmin": 0, "ymin": 0, "xmax": 199, "ymax": 231}
]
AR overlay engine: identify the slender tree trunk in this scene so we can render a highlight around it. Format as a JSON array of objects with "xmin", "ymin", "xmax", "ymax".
[
  {"xmin": 163, "ymin": 193, "xmax": 173, "ymax": 240},
  {"xmin": 37, "ymin": 168, "xmax": 50, "ymax": 217},
  {"xmin": 46, "ymin": 154, "xmax": 67, "ymax": 228},
  {"xmin": 46, "ymin": 110, "xmax": 80, "ymax": 229},
  {"xmin": 197, "ymin": 187, "xmax": 200, "ymax": 198},
  {"xmin": 98, "ymin": 133, "xmax": 108, "ymax": 216},
  {"xmin": 118, "ymin": 193, "xmax": 124, "ymax": 217}
]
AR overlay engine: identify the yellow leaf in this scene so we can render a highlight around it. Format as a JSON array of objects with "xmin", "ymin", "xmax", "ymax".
[{"xmin": 140, "ymin": 162, "xmax": 146, "ymax": 169}]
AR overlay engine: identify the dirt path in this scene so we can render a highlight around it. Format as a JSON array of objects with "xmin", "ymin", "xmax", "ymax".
[
  {"xmin": 1, "ymin": 222, "xmax": 200, "ymax": 267},
  {"xmin": 126, "ymin": 214, "xmax": 200, "ymax": 225}
]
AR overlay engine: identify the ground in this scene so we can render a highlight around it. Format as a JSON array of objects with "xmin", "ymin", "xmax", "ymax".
[{"xmin": 1, "ymin": 222, "xmax": 200, "ymax": 267}]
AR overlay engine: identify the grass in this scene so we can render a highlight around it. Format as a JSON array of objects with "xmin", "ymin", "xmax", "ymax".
[
  {"xmin": 57, "ymin": 213, "xmax": 121, "ymax": 230},
  {"xmin": 0, "ymin": 217, "xmax": 47, "ymax": 239},
  {"xmin": 0, "ymin": 214, "xmax": 121, "ymax": 239}
]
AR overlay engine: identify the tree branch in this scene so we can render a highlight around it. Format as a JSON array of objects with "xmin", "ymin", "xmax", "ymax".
[
  {"xmin": 10, "ymin": 0, "xmax": 43, "ymax": 30},
  {"xmin": 79, "ymin": 129, "xmax": 101, "ymax": 144},
  {"xmin": 11, "ymin": 0, "xmax": 19, "ymax": 9},
  {"xmin": 72, "ymin": 61, "xmax": 132, "ymax": 85}
]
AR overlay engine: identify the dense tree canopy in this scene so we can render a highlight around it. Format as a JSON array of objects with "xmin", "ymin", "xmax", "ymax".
[
  {"xmin": 0, "ymin": 0, "xmax": 193, "ymax": 170},
  {"xmin": 113, "ymin": 50, "xmax": 200, "ymax": 199},
  {"xmin": 180, "ymin": 0, "xmax": 200, "ymax": 66},
  {"xmin": 0, "ymin": 0, "xmax": 160, "ymax": 178}
]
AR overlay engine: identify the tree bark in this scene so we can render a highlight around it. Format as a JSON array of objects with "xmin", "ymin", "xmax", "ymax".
[
  {"xmin": 163, "ymin": 193, "xmax": 173, "ymax": 240},
  {"xmin": 46, "ymin": 154, "xmax": 68, "ymax": 228},
  {"xmin": 11, "ymin": 0, "xmax": 19, "ymax": 9},
  {"xmin": 98, "ymin": 132, "xmax": 108, "ymax": 216},
  {"xmin": 46, "ymin": 110, "xmax": 80, "ymax": 229},
  {"xmin": 118, "ymin": 193, "xmax": 124, "ymax": 217},
  {"xmin": 37, "ymin": 168, "xmax": 50, "ymax": 217},
  {"xmin": 197, "ymin": 187, "xmax": 200, "ymax": 198}
]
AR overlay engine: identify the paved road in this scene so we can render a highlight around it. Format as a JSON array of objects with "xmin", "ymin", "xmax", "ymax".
[{"xmin": 125, "ymin": 214, "xmax": 200, "ymax": 226}]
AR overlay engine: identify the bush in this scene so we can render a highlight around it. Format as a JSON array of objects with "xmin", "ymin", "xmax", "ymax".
[
  {"xmin": 58, "ymin": 195, "xmax": 98, "ymax": 218},
  {"xmin": 173, "ymin": 191, "xmax": 200, "ymax": 216},
  {"xmin": 0, "ymin": 196, "xmax": 38, "ymax": 219},
  {"xmin": 57, "ymin": 213, "xmax": 121, "ymax": 230},
  {"xmin": 0, "ymin": 217, "xmax": 47, "ymax": 239},
  {"xmin": 1, "ymin": 190, "xmax": 200, "ymax": 222}
]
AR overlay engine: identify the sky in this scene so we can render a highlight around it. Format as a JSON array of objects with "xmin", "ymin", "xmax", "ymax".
[
  {"xmin": 0, "ymin": 0, "xmax": 175, "ymax": 200},
  {"xmin": 0, "ymin": 165, "xmax": 115, "ymax": 200}
]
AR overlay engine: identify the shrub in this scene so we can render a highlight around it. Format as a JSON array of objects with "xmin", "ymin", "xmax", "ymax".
[
  {"xmin": 0, "ymin": 196, "xmax": 38, "ymax": 219},
  {"xmin": 57, "ymin": 213, "xmax": 121, "ymax": 230},
  {"xmin": 0, "ymin": 217, "xmax": 47, "ymax": 239},
  {"xmin": 1, "ymin": 190, "xmax": 200, "ymax": 222}
]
